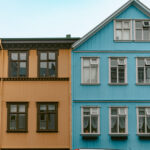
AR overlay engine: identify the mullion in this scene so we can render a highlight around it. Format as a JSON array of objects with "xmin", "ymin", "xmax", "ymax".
[{"xmin": 46, "ymin": 104, "xmax": 48, "ymax": 130}]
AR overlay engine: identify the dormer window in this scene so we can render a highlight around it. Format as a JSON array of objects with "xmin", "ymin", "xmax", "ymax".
[
  {"xmin": 114, "ymin": 20, "xmax": 132, "ymax": 40},
  {"xmin": 135, "ymin": 20, "xmax": 150, "ymax": 41}
]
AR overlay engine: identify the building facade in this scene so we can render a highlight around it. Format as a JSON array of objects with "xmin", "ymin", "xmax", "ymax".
[
  {"xmin": 72, "ymin": 0, "xmax": 150, "ymax": 150},
  {"xmin": 0, "ymin": 37, "xmax": 79, "ymax": 150}
]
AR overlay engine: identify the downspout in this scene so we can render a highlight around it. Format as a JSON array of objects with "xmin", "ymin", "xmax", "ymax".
[{"xmin": 0, "ymin": 39, "xmax": 4, "ymax": 149}]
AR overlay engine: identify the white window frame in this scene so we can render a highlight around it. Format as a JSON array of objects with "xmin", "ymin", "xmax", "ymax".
[
  {"xmin": 137, "ymin": 107, "xmax": 150, "ymax": 136},
  {"xmin": 109, "ymin": 107, "xmax": 128, "ymax": 136},
  {"xmin": 134, "ymin": 20, "xmax": 150, "ymax": 41},
  {"xmin": 81, "ymin": 106, "xmax": 100, "ymax": 135},
  {"xmin": 136, "ymin": 57, "xmax": 150, "ymax": 84},
  {"xmin": 109, "ymin": 57, "xmax": 127, "ymax": 84},
  {"xmin": 81, "ymin": 57, "xmax": 100, "ymax": 84},
  {"xmin": 114, "ymin": 19, "xmax": 132, "ymax": 41}
]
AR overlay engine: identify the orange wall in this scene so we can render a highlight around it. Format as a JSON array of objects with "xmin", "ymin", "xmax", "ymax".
[{"xmin": 0, "ymin": 49, "xmax": 71, "ymax": 149}]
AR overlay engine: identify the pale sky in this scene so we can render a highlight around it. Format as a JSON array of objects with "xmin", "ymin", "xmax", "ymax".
[{"xmin": 0, "ymin": 0, "xmax": 150, "ymax": 38}]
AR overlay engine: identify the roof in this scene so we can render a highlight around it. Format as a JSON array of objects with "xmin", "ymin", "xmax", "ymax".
[
  {"xmin": 72, "ymin": 0, "xmax": 150, "ymax": 49},
  {"xmin": 0, "ymin": 37, "xmax": 80, "ymax": 50}
]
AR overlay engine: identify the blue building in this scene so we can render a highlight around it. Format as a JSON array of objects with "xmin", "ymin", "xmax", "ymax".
[{"xmin": 72, "ymin": 0, "xmax": 150, "ymax": 150}]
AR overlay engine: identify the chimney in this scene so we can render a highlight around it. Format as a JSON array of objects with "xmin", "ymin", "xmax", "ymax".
[{"xmin": 66, "ymin": 34, "xmax": 71, "ymax": 38}]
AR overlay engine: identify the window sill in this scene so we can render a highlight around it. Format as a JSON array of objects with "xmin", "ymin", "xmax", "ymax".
[
  {"xmin": 114, "ymin": 40, "xmax": 133, "ymax": 42},
  {"xmin": 81, "ymin": 133, "xmax": 100, "ymax": 137},
  {"xmin": 136, "ymin": 83, "xmax": 150, "ymax": 85},
  {"xmin": 108, "ymin": 83, "xmax": 128, "ymax": 86},
  {"xmin": 7, "ymin": 130, "xmax": 28, "ymax": 133},
  {"xmin": 81, "ymin": 83, "xmax": 100, "ymax": 86},
  {"xmin": 109, "ymin": 133, "xmax": 128, "ymax": 137},
  {"xmin": 137, "ymin": 133, "xmax": 150, "ymax": 137},
  {"xmin": 37, "ymin": 130, "xmax": 58, "ymax": 133},
  {"xmin": 114, "ymin": 40, "xmax": 150, "ymax": 43}
]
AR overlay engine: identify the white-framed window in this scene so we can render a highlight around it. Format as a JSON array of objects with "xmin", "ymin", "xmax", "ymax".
[
  {"xmin": 135, "ymin": 20, "xmax": 150, "ymax": 41},
  {"xmin": 136, "ymin": 57, "xmax": 150, "ymax": 84},
  {"xmin": 114, "ymin": 20, "xmax": 132, "ymax": 40},
  {"xmin": 137, "ymin": 107, "xmax": 150, "ymax": 134},
  {"xmin": 81, "ymin": 57, "xmax": 99, "ymax": 84},
  {"xmin": 81, "ymin": 107, "xmax": 100, "ymax": 135},
  {"xmin": 109, "ymin": 57, "xmax": 127, "ymax": 84},
  {"xmin": 109, "ymin": 107, "xmax": 128, "ymax": 135}
]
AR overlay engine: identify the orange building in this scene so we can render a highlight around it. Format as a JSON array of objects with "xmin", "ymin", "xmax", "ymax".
[{"xmin": 0, "ymin": 37, "xmax": 79, "ymax": 150}]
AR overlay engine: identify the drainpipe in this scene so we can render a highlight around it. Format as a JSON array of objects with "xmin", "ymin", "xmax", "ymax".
[{"xmin": 0, "ymin": 39, "xmax": 4, "ymax": 149}]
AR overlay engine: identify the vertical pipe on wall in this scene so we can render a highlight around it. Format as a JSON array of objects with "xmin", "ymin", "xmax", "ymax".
[
  {"xmin": 0, "ymin": 39, "xmax": 4, "ymax": 149},
  {"xmin": 69, "ymin": 49, "xmax": 72, "ymax": 150}
]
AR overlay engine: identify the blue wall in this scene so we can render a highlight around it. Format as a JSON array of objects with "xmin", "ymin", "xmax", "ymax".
[
  {"xmin": 72, "ymin": 4, "xmax": 150, "ymax": 150},
  {"xmin": 72, "ymin": 102, "xmax": 150, "ymax": 150}
]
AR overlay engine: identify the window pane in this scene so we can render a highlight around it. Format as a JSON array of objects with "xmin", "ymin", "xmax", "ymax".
[
  {"xmin": 10, "ymin": 62, "xmax": 18, "ymax": 77},
  {"xmin": 48, "ymin": 104, "xmax": 55, "ymax": 111},
  {"xmin": 83, "ymin": 116, "xmax": 90, "ymax": 133},
  {"xmin": 48, "ymin": 114, "xmax": 56, "ymax": 130},
  {"xmin": 91, "ymin": 67, "xmax": 98, "ymax": 83},
  {"xmin": 19, "ymin": 62, "xmax": 27, "ymax": 77},
  {"xmin": 116, "ymin": 30, "xmax": 122, "ymax": 40},
  {"xmin": 136, "ymin": 21, "xmax": 142, "ymax": 28},
  {"xmin": 111, "ymin": 108, "xmax": 117, "ymax": 115},
  {"xmin": 111, "ymin": 67, "xmax": 117, "ymax": 83},
  {"xmin": 143, "ymin": 28, "xmax": 150, "ymax": 40},
  {"xmin": 123, "ymin": 30, "xmax": 130, "ymax": 40},
  {"xmin": 139, "ymin": 117, "xmax": 145, "ymax": 133},
  {"xmin": 48, "ymin": 62, "xmax": 56, "ymax": 77},
  {"xmin": 10, "ymin": 105, "xmax": 17, "ymax": 112},
  {"xmin": 49, "ymin": 52, "xmax": 55, "ymax": 60},
  {"xmin": 83, "ymin": 68, "xmax": 90, "ymax": 83},
  {"xmin": 139, "ymin": 108, "xmax": 145, "ymax": 115},
  {"xmin": 40, "ymin": 114, "xmax": 46, "ymax": 129},
  {"xmin": 19, "ymin": 105, "xmax": 25, "ymax": 112},
  {"xmin": 83, "ymin": 59, "xmax": 90, "ymax": 67},
  {"xmin": 138, "ymin": 67, "xmax": 144, "ymax": 83},
  {"xmin": 11, "ymin": 53, "xmax": 18, "ymax": 60},
  {"xmin": 40, "ymin": 62, "xmax": 47, "ymax": 77},
  {"xmin": 124, "ymin": 21, "xmax": 130, "ymax": 28},
  {"xmin": 18, "ymin": 114, "xmax": 25, "ymax": 129},
  {"xmin": 83, "ymin": 108, "xmax": 90, "ymax": 115},
  {"xmin": 146, "ymin": 66, "xmax": 150, "ymax": 83},
  {"xmin": 118, "ymin": 66, "xmax": 125, "ymax": 83},
  {"xmin": 91, "ymin": 108, "xmax": 98, "ymax": 115},
  {"xmin": 40, "ymin": 53, "xmax": 47, "ymax": 60},
  {"xmin": 137, "ymin": 58, "xmax": 145, "ymax": 66},
  {"xmin": 40, "ymin": 105, "xmax": 46, "ymax": 112},
  {"xmin": 116, "ymin": 22, "xmax": 122, "ymax": 29},
  {"xmin": 91, "ymin": 116, "xmax": 98, "ymax": 133},
  {"xmin": 20, "ymin": 53, "xmax": 26, "ymax": 60},
  {"xmin": 111, "ymin": 117, "xmax": 117, "ymax": 133},
  {"xmin": 119, "ymin": 116, "xmax": 125, "ymax": 133},
  {"xmin": 147, "ymin": 116, "xmax": 150, "ymax": 133},
  {"xmin": 136, "ymin": 29, "xmax": 142, "ymax": 40},
  {"xmin": 10, "ymin": 114, "xmax": 16, "ymax": 130},
  {"xmin": 111, "ymin": 59, "xmax": 117, "ymax": 67}
]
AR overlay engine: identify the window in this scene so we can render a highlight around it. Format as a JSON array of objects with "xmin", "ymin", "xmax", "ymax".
[
  {"xmin": 109, "ymin": 107, "xmax": 128, "ymax": 135},
  {"xmin": 137, "ymin": 107, "xmax": 150, "ymax": 135},
  {"xmin": 81, "ymin": 57, "xmax": 99, "ymax": 84},
  {"xmin": 136, "ymin": 57, "xmax": 150, "ymax": 84},
  {"xmin": 7, "ymin": 102, "xmax": 28, "ymax": 132},
  {"xmin": 38, "ymin": 51, "xmax": 57, "ymax": 77},
  {"xmin": 114, "ymin": 20, "xmax": 132, "ymax": 40},
  {"xmin": 9, "ymin": 51, "xmax": 28, "ymax": 77},
  {"xmin": 81, "ymin": 107, "xmax": 100, "ymax": 135},
  {"xmin": 109, "ymin": 57, "xmax": 127, "ymax": 84},
  {"xmin": 37, "ymin": 102, "xmax": 58, "ymax": 132},
  {"xmin": 135, "ymin": 20, "xmax": 150, "ymax": 41}
]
